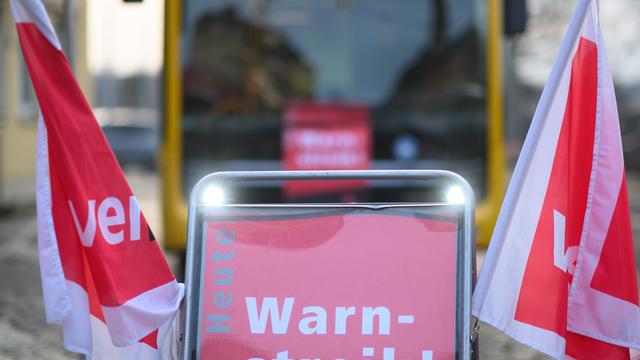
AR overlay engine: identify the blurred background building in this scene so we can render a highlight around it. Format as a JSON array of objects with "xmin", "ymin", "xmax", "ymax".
[
  {"xmin": 0, "ymin": 0, "xmax": 90, "ymax": 207},
  {"xmin": 0, "ymin": 0, "xmax": 163, "ymax": 206}
]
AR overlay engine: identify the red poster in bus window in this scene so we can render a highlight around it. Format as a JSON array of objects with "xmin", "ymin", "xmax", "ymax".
[
  {"xmin": 197, "ymin": 210, "xmax": 458, "ymax": 360},
  {"xmin": 283, "ymin": 102, "xmax": 371, "ymax": 198}
]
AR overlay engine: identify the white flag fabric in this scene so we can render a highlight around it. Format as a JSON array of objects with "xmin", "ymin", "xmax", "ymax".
[
  {"xmin": 9, "ymin": 0, "xmax": 184, "ymax": 358},
  {"xmin": 472, "ymin": 0, "xmax": 639, "ymax": 358}
]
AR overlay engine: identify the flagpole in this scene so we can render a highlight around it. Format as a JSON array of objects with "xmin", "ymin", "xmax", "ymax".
[{"xmin": 474, "ymin": 0, "xmax": 592, "ymax": 302}]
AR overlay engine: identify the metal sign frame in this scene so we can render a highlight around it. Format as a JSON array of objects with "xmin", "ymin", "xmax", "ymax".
[{"xmin": 182, "ymin": 170, "xmax": 476, "ymax": 359}]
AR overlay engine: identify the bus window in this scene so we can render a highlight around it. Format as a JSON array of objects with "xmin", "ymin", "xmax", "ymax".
[
  {"xmin": 163, "ymin": 0, "xmax": 506, "ymax": 250},
  {"xmin": 181, "ymin": 0, "xmax": 486, "ymax": 200}
]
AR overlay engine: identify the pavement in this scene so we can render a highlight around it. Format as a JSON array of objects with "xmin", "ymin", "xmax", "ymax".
[
  {"xmin": 0, "ymin": 168, "xmax": 638, "ymax": 359},
  {"xmin": 0, "ymin": 206, "xmax": 73, "ymax": 360}
]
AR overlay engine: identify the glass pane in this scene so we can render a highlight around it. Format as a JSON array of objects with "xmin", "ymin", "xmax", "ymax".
[
  {"xmin": 194, "ymin": 205, "xmax": 460, "ymax": 359},
  {"xmin": 181, "ymin": 0, "xmax": 487, "ymax": 201}
]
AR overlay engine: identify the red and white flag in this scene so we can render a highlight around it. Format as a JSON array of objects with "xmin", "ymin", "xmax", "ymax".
[
  {"xmin": 473, "ymin": 0, "xmax": 640, "ymax": 358},
  {"xmin": 9, "ymin": 0, "xmax": 184, "ymax": 358}
]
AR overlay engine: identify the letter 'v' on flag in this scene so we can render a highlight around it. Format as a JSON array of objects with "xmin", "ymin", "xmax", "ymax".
[
  {"xmin": 472, "ymin": 0, "xmax": 640, "ymax": 359},
  {"xmin": 9, "ymin": 0, "xmax": 184, "ymax": 359}
]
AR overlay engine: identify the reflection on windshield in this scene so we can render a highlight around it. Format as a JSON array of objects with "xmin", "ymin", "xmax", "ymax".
[
  {"xmin": 184, "ymin": 7, "xmax": 313, "ymax": 116},
  {"xmin": 180, "ymin": 0, "xmax": 487, "ymax": 200}
]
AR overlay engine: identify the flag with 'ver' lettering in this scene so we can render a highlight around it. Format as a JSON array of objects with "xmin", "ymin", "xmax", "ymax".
[{"xmin": 9, "ymin": 0, "xmax": 184, "ymax": 358}]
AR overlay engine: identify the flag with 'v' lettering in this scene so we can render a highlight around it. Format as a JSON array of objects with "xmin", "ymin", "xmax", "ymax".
[{"xmin": 472, "ymin": 0, "xmax": 640, "ymax": 359}]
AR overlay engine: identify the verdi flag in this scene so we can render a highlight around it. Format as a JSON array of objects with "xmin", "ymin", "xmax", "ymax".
[
  {"xmin": 472, "ymin": 0, "xmax": 640, "ymax": 358},
  {"xmin": 9, "ymin": 0, "xmax": 184, "ymax": 358}
]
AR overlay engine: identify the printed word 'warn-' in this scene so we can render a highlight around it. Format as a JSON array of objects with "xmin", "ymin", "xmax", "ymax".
[
  {"xmin": 207, "ymin": 296, "xmax": 404, "ymax": 336},
  {"xmin": 245, "ymin": 297, "xmax": 393, "ymax": 335}
]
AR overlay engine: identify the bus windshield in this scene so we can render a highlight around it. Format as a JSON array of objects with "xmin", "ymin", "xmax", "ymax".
[{"xmin": 180, "ymin": 0, "xmax": 487, "ymax": 201}]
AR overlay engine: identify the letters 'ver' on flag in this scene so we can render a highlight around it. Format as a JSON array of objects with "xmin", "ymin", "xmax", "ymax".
[
  {"xmin": 8, "ymin": 0, "xmax": 184, "ymax": 358},
  {"xmin": 472, "ymin": 0, "xmax": 640, "ymax": 358}
]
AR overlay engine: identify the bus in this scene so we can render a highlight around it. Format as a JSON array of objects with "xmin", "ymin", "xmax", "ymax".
[{"xmin": 162, "ymin": 0, "xmax": 517, "ymax": 251}]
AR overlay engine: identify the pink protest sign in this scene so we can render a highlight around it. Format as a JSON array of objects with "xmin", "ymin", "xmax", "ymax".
[
  {"xmin": 282, "ymin": 102, "xmax": 371, "ymax": 198},
  {"xmin": 197, "ymin": 209, "xmax": 458, "ymax": 360}
]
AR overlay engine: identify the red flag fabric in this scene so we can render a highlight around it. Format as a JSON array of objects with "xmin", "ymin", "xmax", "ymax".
[
  {"xmin": 472, "ymin": 0, "xmax": 639, "ymax": 358},
  {"xmin": 9, "ymin": 0, "xmax": 183, "ymax": 358}
]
